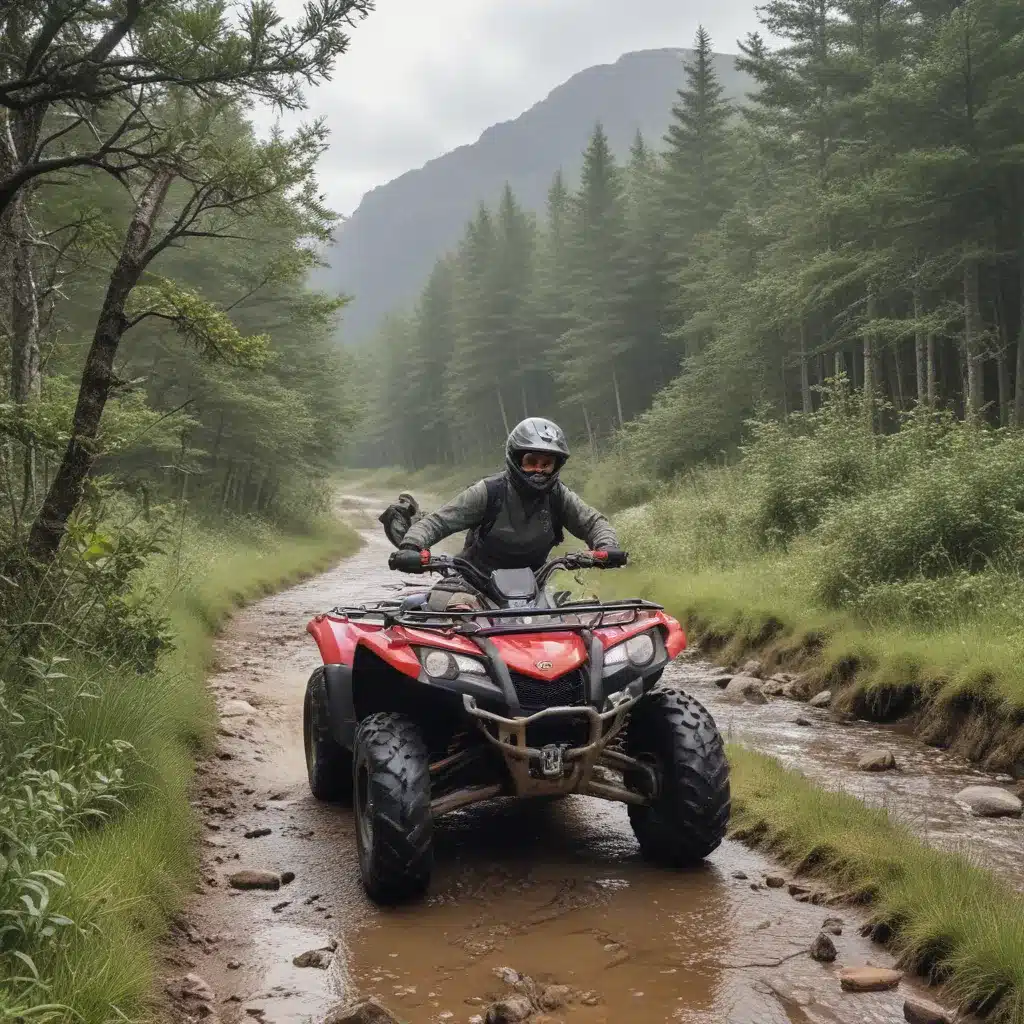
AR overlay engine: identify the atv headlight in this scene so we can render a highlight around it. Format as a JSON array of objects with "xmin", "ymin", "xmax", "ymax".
[
  {"xmin": 418, "ymin": 648, "xmax": 488, "ymax": 680},
  {"xmin": 604, "ymin": 631, "xmax": 656, "ymax": 668}
]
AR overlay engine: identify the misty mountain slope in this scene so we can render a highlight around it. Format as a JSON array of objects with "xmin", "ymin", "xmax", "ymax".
[{"xmin": 317, "ymin": 48, "xmax": 750, "ymax": 343}]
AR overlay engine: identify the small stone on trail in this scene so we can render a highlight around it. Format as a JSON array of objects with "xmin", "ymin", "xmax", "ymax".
[
  {"xmin": 228, "ymin": 870, "xmax": 280, "ymax": 890},
  {"xmin": 281, "ymin": 870, "xmax": 296, "ymax": 884},
  {"xmin": 787, "ymin": 883, "xmax": 809, "ymax": 896},
  {"xmin": 293, "ymin": 948, "xmax": 333, "ymax": 969},
  {"xmin": 822, "ymin": 916, "xmax": 844, "ymax": 935},
  {"xmin": 580, "ymin": 992, "xmax": 600, "ymax": 1007},
  {"xmin": 271, "ymin": 900, "xmax": 290, "ymax": 912},
  {"xmin": 794, "ymin": 717, "xmax": 813, "ymax": 727},
  {"xmin": 858, "ymin": 747, "xmax": 897, "ymax": 772},
  {"xmin": 955, "ymin": 785, "xmax": 1023, "ymax": 818},
  {"xmin": 839, "ymin": 967, "xmax": 903, "ymax": 992},
  {"xmin": 540, "ymin": 984, "xmax": 575, "ymax": 1010},
  {"xmin": 810, "ymin": 932, "xmax": 837, "ymax": 963},
  {"xmin": 765, "ymin": 875, "xmax": 786, "ymax": 888},
  {"xmin": 732, "ymin": 871, "xmax": 748, "ymax": 880},
  {"xmin": 904, "ymin": 995, "xmax": 953, "ymax": 1024},
  {"xmin": 166, "ymin": 973, "xmax": 214, "ymax": 1003},
  {"xmin": 244, "ymin": 828, "xmax": 271, "ymax": 839},
  {"xmin": 723, "ymin": 675, "xmax": 768, "ymax": 704},
  {"xmin": 216, "ymin": 751, "xmax": 233, "ymax": 760},
  {"xmin": 485, "ymin": 995, "xmax": 533, "ymax": 1024},
  {"xmin": 222, "ymin": 699, "xmax": 257, "ymax": 718},
  {"xmin": 808, "ymin": 690, "xmax": 832, "ymax": 708},
  {"xmin": 227, "ymin": 960, "xmax": 241, "ymax": 970}
]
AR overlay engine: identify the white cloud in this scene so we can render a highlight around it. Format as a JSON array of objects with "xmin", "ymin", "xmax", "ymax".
[{"xmin": 252, "ymin": 1, "xmax": 764, "ymax": 216}]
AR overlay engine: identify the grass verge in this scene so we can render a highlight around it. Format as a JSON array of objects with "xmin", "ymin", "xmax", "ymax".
[
  {"xmin": 19, "ymin": 514, "xmax": 360, "ymax": 1022},
  {"xmin": 728, "ymin": 745, "xmax": 1024, "ymax": 1022},
  {"xmin": 605, "ymin": 562, "xmax": 1024, "ymax": 773}
]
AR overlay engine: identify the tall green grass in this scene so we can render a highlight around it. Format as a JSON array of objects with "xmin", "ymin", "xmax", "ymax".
[
  {"xmin": 603, "ymin": 391, "xmax": 1024, "ymax": 719},
  {"xmin": 729, "ymin": 746, "xmax": 1024, "ymax": 1023},
  {"xmin": 2, "ymin": 514, "xmax": 359, "ymax": 1021}
]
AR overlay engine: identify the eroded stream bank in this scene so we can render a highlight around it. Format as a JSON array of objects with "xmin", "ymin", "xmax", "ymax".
[{"xmin": 162, "ymin": 497, "xmax": 968, "ymax": 1024}]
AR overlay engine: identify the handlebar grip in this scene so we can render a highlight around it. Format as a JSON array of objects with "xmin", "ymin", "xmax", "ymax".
[
  {"xmin": 593, "ymin": 549, "xmax": 628, "ymax": 568},
  {"xmin": 389, "ymin": 548, "xmax": 430, "ymax": 573}
]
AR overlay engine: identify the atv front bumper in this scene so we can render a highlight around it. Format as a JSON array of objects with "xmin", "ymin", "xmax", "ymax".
[{"xmin": 429, "ymin": 691, "xmax": 653, "ymax": 815}]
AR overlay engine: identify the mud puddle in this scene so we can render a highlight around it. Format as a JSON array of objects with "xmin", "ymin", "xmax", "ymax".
[
  {"xmin": 163, "ymin": 497, "xmax": 958, "ymax": 1024},
  {"xmin": 670, "ymin": 659, "xmax": 1024, "ymax": 888}
]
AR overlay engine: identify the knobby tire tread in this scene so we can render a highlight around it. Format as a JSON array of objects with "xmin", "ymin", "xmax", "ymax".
[
  {"xmin": 355, "ymin": 711, "xmax": 433, "ymax": 903},
  {"xmin": 304, "ymin": 667, "xmax": 353, "ymax": 803},
  {"xmin": 626, "ymin": 685, "xmax": 731, "ymax": 866}
]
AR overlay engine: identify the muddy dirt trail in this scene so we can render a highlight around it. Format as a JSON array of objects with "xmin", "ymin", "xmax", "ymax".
[{"xmin": 163, "ymin": 496, "xmax": 956, "ymax": 1024}]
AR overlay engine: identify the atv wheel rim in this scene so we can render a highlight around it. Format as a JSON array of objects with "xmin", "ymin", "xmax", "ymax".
[
  {"xmin": 356, "ymin": 763, "xmax": 374, "ymax": 851},
  {"xmin": 303, "ymin": 693, "xmax": 317, "ymax": 775}
]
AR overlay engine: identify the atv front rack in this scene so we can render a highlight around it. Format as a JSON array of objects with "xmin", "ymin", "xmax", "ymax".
[{"xmin": 327, "ymin": 598, "xmax": 664, "ymax": 637}]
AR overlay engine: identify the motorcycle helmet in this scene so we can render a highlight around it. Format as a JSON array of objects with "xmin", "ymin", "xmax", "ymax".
[{"xmin": 505, "ymin": 417, "xmax": 570, "ymax": 494}]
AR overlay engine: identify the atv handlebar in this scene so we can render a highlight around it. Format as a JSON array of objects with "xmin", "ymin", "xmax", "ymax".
[{"xmin": 387, "ymin": 548, "xmax": 628, "ymax": 587}]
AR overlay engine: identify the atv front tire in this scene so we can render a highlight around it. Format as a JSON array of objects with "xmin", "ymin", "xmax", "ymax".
[
  {"xmin": 625, "ymin": 686, "xmax": 730, "ymax": 865},
  {"xmin": 303, "ymin": 668, "xmax": 353, "ymax": 803},
  {"xmin": 353, "ymin": 712, "xmax": 433, "ymax": 903}
]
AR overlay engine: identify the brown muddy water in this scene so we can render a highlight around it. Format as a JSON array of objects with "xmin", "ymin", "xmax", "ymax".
[
  {"xmin": 162, "ymin": 496, "xmax": 975, "ymax": 1024},
  {"xmin": 668, "ymin": 659, "xmax": 1024, "ymax": 889}
]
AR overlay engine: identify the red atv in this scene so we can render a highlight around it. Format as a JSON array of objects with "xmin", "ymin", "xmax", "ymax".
[{"xmin": 304, "ymin": 549, "xmax": 730, "ymax": 903}]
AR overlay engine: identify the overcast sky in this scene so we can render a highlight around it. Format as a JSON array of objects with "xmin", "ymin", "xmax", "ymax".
[{"xmin": 253, "ymin": 1, "xmax": 763, "ymax": 217}]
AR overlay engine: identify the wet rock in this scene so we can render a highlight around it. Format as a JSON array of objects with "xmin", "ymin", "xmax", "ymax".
[
  {"xmin": 493, "ymin": 966, "xmax": 523, "ymax": 987},
  {"xmin": 580, "ymin": 992, "xmax": 600, "ymax": 1007},
  {"xmin": 712, "ymin": 675, "xmax": 733, "ymax": 689},
  {"xmin": 822, "ymin": 916, "xmax": 844, "ymax": 936},
  {"xmin": 244, "ymin": 827, "xmax": 272, "ymax": 839},
  {"xmin": 540, "ymin": 985, "xmax": 575, "ymax": 1010},
  {"xmin": 858, "ymin": 747, "xmax": 897, "ymax": 772},
  {"xmin": 787, "ymin": 883, "xmax": 809, "ymax": 896},
  {"xmin": 808, "ymin": 690, "xmax": 832, "ymax": 708},
  {"xmin": 741, "ymin": 659, "xmax": 762, "ymax": 677},
  {"xmin": 762, "ymin": 976, "xmax": 813, "ymax": 1007},
  {"xmin": 732, "ymin": 871, "xmax": 748, "ymax": 880},
  {"xmin": 794, "ymin": 716, "xmax": 813, "ymax": 727},
  {"xmin": 839, "ymin": 967, "xmax": 903, "ymax": 992},
  {"xmin": 955, "ymin": 785, "xmax": 1023, "ymax": 818},
  {"xmin": 765, "ymin": 875, "xmax": 786, "ymax": 888},
  {"xmin": 221, "ymin": 699, "xmax": 257, "ymax": 718},
  {"xmin": 485, "ymin": 995, "xmax": 534, "ymax": 1023},
  {"xmin": 761, "ymin": 680, "xmax": 788, "ymax": 696},
  {"xmin": 810, "ymin": 932, "xmax": 837, "ymax": 962},
  {"xmin": 723, "ymin": 675, "xmax": 768, "ymax": 704},
  {"xmin": 166, "ymin": 972, "xmax": 215, "ymax": 1003},
  {"xmin": 324, "ymin": 999, "xmax": 402, "ymax": 1024},
  {"xmin": 271, "ymin": 900, "xmax": 290, "ymax": 912},
  {"xmin": 293, "ymin": 948, "xmax": 333, "ymax": 968},
  {"xmin": 904, "ymin": 996, "xmax": 953, "ymax": 1024},
  {"xmin": 227, "ymin": 960, "xmax": 241, "ymax": 969},
  {"xmin": 227, "ymin": 870, "xmax": 280, "ymax": 890},
  {"xmin": 281, "ymin": 870, "xmax": 296, "ymax": 884}
]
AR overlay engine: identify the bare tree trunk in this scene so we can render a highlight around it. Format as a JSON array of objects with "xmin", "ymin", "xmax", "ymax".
[
  {"xmin": 834, "ymin": 349, "xmax": 844, "ymax": 381},
  {"xmin": 1015, "ymin": 254, "xmax": 1024, "ymax": 428},
  {"xmin": 963, "ymin": 254, "xmax": 984, "ymax": 420},
  {"xmin": 612, "ymin": 369, "xmax": 624, "ymax": 428},
  {"xmin": 864, "ymin": 288, "xmax": 876, "ymax": 430},
  {"xmin": 27, "ymin": 167, "xmax": 175, "ymax": 560},
  {"xmin": 496, "ymin": 386, "xmax": 510, "ymax": 435},
  {"xmin": 995, "ymin": 301, "xmax": 1011, "ymax": 427},
  {"xmin": 927, "ymin": 334, "xmax": 937, "ymax": 406},
  {"xmin": 799, "ymin": 323, "xmax": 812, "ymax": 414},
  {"xmin": 580, "ymin": 402, "xmax": 595, "ymax": 452},
  {"xmin": 914, "ymin": 285, "xmax": 927, "ymax": 405},
  {"xmin": 892, "ymin": 343, "xmax": 906, "ymax": 413}
]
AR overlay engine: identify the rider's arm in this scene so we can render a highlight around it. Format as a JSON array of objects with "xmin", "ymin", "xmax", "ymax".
[
  {"xmin": 559, "ymin": 486, "xmax": 619, "ymax": 551},
  {"xmin": 400, "ymin": 481, "xmax": 489, "ymax": 551}
]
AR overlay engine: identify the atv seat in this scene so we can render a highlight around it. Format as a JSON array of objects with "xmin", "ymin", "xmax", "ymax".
[{"xmin": 399, "ymin": 593, "xmax": 430, "ymax": 612}]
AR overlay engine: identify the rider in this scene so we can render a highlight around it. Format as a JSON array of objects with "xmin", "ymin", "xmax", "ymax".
[{"xmin": 394, "ymin": 418, "xmax": 621, "ymax": 611}]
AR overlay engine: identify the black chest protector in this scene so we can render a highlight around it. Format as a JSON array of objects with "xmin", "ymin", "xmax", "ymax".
[{"xmin": 460, "ymin": 475, "xmax": 566, "ymax": 573}]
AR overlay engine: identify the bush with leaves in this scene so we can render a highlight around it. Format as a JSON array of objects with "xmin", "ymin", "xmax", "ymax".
[{"xmin": 0, "ymin": 664, "xmax": 134, "ymax": 1002}]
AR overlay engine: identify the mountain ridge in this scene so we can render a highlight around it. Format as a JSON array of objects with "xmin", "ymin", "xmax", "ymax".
[{"xmin": 316, "ymin": 47, "xmax": 750, "ymax": 343}]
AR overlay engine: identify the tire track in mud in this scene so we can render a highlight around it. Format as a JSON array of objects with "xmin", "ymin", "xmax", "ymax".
[{"xmin": 160, "ymin": 497, "xmax": 957, "ymax": 1024}]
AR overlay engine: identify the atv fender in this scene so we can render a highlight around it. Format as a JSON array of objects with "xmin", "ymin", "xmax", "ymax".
[{"xmin": 322, "ymin": 663, "xmax": 356, "ymax": 749}]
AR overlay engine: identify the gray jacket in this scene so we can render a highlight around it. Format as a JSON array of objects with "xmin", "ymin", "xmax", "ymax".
[{"xmin": 402, "ymin": 475, "xmax": 618, "ymax": 574}]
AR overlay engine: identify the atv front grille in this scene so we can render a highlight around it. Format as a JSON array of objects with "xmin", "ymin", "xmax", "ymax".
[{"xmin": 509, "ymin": 668, "xmax": 587, "ymax": 714}]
